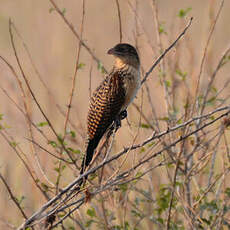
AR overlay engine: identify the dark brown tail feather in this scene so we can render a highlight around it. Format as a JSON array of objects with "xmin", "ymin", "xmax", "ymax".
[{"xmin": 78, "ymin": 136, "xmax": 102, "ymax": 187}]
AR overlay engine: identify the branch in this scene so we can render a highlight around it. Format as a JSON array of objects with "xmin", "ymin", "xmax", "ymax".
[
  {"xmin": 141, "ymin": 17, "xmax": 193, "ymax": 85},
  {"xmin": 8, "ymin": 19, "xmax": 77, "ymax": 167},
  {"xmin": 0, "ymin": 173, "xmax": 27, "ymax": 220},
  {"xmin": 17, "ymin": 105, "xmax": 230, "ymax": 229},
  {"xmin": 48, "ymin": 0, "xmax": 107, "ymax": 73}
]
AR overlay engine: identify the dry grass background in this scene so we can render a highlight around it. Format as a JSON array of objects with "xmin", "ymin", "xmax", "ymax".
[{"xmin": 1, "ymin": 0, "xmax": 230, "ymax": 229}]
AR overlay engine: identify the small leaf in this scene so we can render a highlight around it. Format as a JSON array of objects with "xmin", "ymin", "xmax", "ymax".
[
  {"xmin": 176, "ymin": 69, "xmax": 187, "ymax": 80},
  {"xmin": 131, "ymin": 209, "xmax": 142, "ymax": 218},
  {"xmin": 165, "ymin": 80, "xmax": 171, "ymax": 88},
  {"xmin": 85, "ymin": 219, "xmax": 94, "ymax": 227},
  {"xmin": 178, "ymin": 7, "xmax": 192, "ymax": 18},
  {"xmin": 206, "ymin": 96, "xmax": 216, "ymax": 106},
  {"xmin": 69, "ymin": 130, "xmax": 76, "ymax": 138},
  {"xmin": 41, "ymin": 183, "xmax": 49, "ymax": 192},
  {"xmin": 48, "ymin": 140, "xmax": 57, "ymax": 147},
  {"xmin": 140, "ymin": 147, "xmax": 145, "ymax": 153},
  {"xmin": 140, "ymin": 123, "xmax": 150, "ymax": 129},
  {"xmin": 87, "ymin": 208, "xmax": 96, "ymax": 218},
  {"xmin": 159, "ymin": 116, "xmax": 169, "ymax": 121},
  {"xmin": 49, "ymin": 8, "xmax": 55, "ymax": 13},
  {"xmin": 135, "ymin": 171, "xmax": 143, "ymax": 179},
  {"xmin": 97, "ymin": 62, "xmax": 105, "ymax": 74},
  {"xmin": 225, "ymin": 188, "xmax": 230, "ymax": 198},
  {"xmin": 37, "ymin": 121, "xmax": 48, "ymax": 127},
  {"xmin": 89, "ymin": 172, "xmax": 97, "ymax": 181},
  {"xmin": 10, "ymin": 142, "xmax": 18, "ymax": 148},
  {"xmin": 62, "ymin": 8, "xmax": 66, "ymax": 15},
  {"xmin": 67, "ymin": 147, "xmax": 80, "ymax": 154},
  {"xmin": 119, "ymin": 183, "xmax": 128, "ymax": 192},
  {"xmin": 159, "ymin": 23, "xmax": 167, "ymax": 34},
  {"xmin": 77, "ymin": 63, "xmax": 86, "ymax": 69},
  {"xmin": 16, "ymin": 195, "xmax": 25, "ymax": 205}
]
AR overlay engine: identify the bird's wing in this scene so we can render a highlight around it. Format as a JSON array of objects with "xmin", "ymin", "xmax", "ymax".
[
  {"xmin": 81, "ymin": 71, "xmax": 126, "ymax": 173},
  {"xmin": 87, "ymin": 71, "xmax": 126, "ymax": 141}
]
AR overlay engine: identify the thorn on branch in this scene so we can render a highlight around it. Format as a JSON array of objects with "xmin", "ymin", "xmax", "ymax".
[
  {"xmin": 223, "ymin": 116, "xmax": 230, "ymax": 128},
  {"xmin": 84, "ymin": 188, "xmax": 92, "ymax": 203}
]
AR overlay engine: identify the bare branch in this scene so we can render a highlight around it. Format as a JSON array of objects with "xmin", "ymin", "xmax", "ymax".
[{"xmin": 141, "ymin": 17, "xmax": 193, "ymax": 84}]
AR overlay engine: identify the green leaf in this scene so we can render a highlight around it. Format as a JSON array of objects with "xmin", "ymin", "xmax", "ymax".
[
  {"xmin": 41, "ymin": 183, "xmax": 49, "ymax": 192},
  {"xmin": 206, "ymin": 96, "xmax": 216, "ymax": 106},
  {"xmin": 165, "ymin": 80, "xmax": 171, "ymax": 88},
  {"xmin": 87, "ymin": 208, "xmax": 96, "ymax": 218},
  {"xmin": 16, "ymin": 195, "xmax": 25, "ymax": 205},
  {"xmin": 97, "ymin": 61, "xmax": 105, "ymax": 74},
  {"xmin": 147, "ymin": 142, "xmax": 155, "ymax": 148},
  {"xmin": 124, "ymin": 221, "xmax": 130, "ymax": 230},
  {"xmin": 69, "ymin": 130, "xmax": 76, "ymax": 138},
  {"xmin": 225, "ymin": 188, "xmax": 230, "ymax": 198},
  {"xmin": 119, "ymin": 183, "xmax": 128, "ymax": 192},
  {"xmin": 10, "ymin": 142, "xmax": 18, "ymax": 148},
  {"xmin": 48, "ymin": 140, "xmax": 57, "ymax": 147},
  {"xmin": 49, "ymin": 8, "xmax": 55, "ymax": 13},
  {"xmin": 140, "ymin": 123, "xmax": 151, "ymax": 129},
  {"xmin": 159, "ymin": 116, "xmax": 169, "ymax": 121},
  {"xmin": 135, "ymin": 171, "xmax": 143, "ymax": 179},
  {"xmin": 89, "ymin": 173, "xmax": 97, "ymax": 181},
  {"xmin": 176, "ymin": 69, "xmax": 187, "ymax": 80},
  {"xmin": 0, "ymin": 114, "xmax": 3, "ymax": 120},
  {"xmin": 131, "ymin": 209, "xmax": 142, "ymax": 218},
  {"xmin": 57, "ymin": 135, "xmax": 64, "ymax": 144},
  {"xmin": 62, "ymin": 8, "xmax": 66, "ymax": 15},
  {"xmin": 220, "ymin": 55, "xmax": 230, "ymax": 67},
  {"xmin": 37, "ymin": 121, "xmax": 48, "ymax": 127},
  {"xmin": 159, "ymin": 23, "xmax": 167, "ymax": 34},
  {"xmin": 85, "ymin": 219, "xmax": 94, "ymax": 227},
  {"xmin": 67, "ymin": 147, "xmax": 80, "ymax": 154},
  {"xmin": 77, "ymin": 63, "xmax": 86, "ymax": 69},
  {"xmin": 140, "ymin": 147, "xmax": 145, "ymax": 153},
  {"xmin": 178, "ymin": 7, "xmax": 192, "ymax": 18}
]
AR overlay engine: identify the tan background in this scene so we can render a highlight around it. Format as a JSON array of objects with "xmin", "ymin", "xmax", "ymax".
[{"xmin": 0, "ymin": 0, "xmax": 230, "ymax": 228}]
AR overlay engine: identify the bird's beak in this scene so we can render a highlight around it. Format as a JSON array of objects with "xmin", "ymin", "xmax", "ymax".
[{"xmin": 107, "ymin": 47, "xmax": 115, "ymax": 55}]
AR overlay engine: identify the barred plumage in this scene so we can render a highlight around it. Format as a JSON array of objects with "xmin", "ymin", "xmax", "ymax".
[{"xmin": 80, "ymin": 43, "xmax": 140, "ymax": 177}]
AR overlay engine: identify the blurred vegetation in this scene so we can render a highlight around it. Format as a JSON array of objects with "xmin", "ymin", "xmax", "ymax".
[{"xmin": 1, "ymin": 0, "xmax": 230, "ymax": 229}]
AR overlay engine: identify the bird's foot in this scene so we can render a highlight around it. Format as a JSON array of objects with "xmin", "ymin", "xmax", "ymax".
[
  {"xmin": 109, "ymin": 110, "xmax": 128, "ymax": 134},
  {"xmin": 114, "ymin": 110, "xmax": 127, "ymax": 131},
  {"xmin": 119, "ymin": 110, "xmax": 127, "ymax": 120}
]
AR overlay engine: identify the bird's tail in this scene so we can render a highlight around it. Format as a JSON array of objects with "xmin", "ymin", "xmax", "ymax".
[
  {"xmin": 80, "ymin": 137, "xmax": 100, "ymax": 175},
  {"xmin": 78, "ymin": 138, "xmax": 100, "ymax": 188}
]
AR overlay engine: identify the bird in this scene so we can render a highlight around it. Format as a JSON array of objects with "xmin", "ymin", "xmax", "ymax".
[{"xmin": 80, "ymin": 43, "xmax": 140, "ymax": 181}]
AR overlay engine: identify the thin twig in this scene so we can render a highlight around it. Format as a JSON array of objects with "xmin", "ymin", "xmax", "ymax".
[
  {"xmin": 8, "ymin": 19, "xmax": 77, "ymax": 166},
  {"xmin": 0, "ymin": 173, "xmax": 28, "ymax": 219},
  {"xmin": 115, "ymin": 0, "xmax": 122, "ymax": 43},
  {"xmin": 48, "ymin": 0, "xmax": 107, "ymax": 73},
  {"xmin": 17, "ymin": 105, "xmax": 230, "ymax": 229},
  {"xmin": 192, "ymin": 0, "xmax": 224, "ymax": 116},
  {"xmin": 141, "ymin": 17, "xmax": 193, "ymax": 84}
]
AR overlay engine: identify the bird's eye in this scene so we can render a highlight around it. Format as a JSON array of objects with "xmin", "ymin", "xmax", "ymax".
[{"xmin": 117, "ymin": 47, "xmax": 125, "ymax": 53}]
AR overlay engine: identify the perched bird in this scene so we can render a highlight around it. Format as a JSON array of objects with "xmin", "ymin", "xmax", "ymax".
[{"xmin": 80, "ymin": 43, "xmax": 140, "ymax": 178}]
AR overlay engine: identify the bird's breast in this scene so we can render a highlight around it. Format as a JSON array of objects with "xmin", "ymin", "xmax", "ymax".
[{"xmin": 121, "ymin": 67, "xmax": 140, "ymax": 111}]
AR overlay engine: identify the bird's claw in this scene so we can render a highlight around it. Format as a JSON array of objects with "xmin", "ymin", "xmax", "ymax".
[
  {"xmin": 119, "ymin": 110, "xmax": 127, "ymax": 120},
  {"xmin": 110, "ymin": 110, "xmax": 128, "ymax": 133}
]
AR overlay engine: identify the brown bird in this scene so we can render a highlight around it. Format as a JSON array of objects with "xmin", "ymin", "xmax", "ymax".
[{"xmin": 80, "ymin": 43, "xmax": 140, "ymax": 178}]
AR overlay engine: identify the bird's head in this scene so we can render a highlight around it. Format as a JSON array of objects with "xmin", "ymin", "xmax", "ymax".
[{"xmin": 107, "ymin": 43, "xmax": 140, "ymax": 69}]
